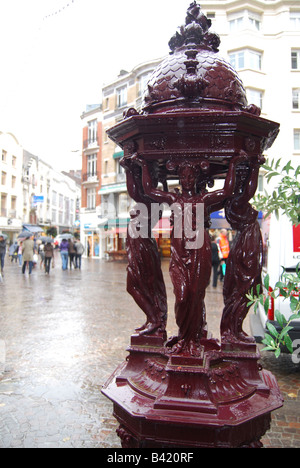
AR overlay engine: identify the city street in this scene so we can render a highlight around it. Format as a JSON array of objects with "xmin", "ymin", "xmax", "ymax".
[{"xmin": 0, "ymin": 253, "xmax": 299, "ymax": 448}]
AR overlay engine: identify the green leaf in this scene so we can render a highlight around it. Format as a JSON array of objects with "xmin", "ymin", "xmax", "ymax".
[
  {"xmin": 275, "ymin": 348, "xmax": 281, "ymax": 358},
  {"xmin": 264, "ymin": 296, "xmax": 270, "ymax": 314},
  {"xmin": 290, "ymin": 296, "xmax": 299, "ymax": 311},
  {"xmin": 275, "ymin": 310, "xmax": 287, "ymax": 328},
  {"xmin": 285, "ymin": 334, "xmax": 293, "ymax": 353},
  {"xmin": 266, "ymin": 322, "xmax": 278, "ymax": 338},
  {"xmin": 264, "ymin": 275, "xmax": 270, "ymax": 291}
]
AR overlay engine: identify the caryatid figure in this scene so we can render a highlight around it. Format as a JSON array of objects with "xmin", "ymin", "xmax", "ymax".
[
  {"xmin": 221, "ymin": 154, "xmax": 265, "ymax": 343},
  {"xmin": 120, "ymin": 155, "xmax": 168, "ymax": 338},
  {"xmin": 141, "ymin": 152, "xmax": 247, "ymax": 355}
]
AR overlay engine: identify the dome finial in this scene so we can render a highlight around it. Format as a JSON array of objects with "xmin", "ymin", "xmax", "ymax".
[{"xmin": 168, "ymin": 2, "xmax": 220, "ymax": 53}]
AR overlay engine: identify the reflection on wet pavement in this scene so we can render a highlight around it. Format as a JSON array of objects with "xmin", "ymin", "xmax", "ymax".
[{"xmin": 0, "ymin": 255, "xmax": 299, "ymax": 448}]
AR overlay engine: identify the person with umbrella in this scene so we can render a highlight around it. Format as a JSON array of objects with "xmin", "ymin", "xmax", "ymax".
[
  {"xmin": 44, "ymin": 241, "xmax": 54, "ymax": 274},
  {"xmin": 22, "ymin": 234, "xmax": 36, "ymax": 275},
  {"xmin": 0, "ymin": 233, "xmax": 7, "ymax": 276}
]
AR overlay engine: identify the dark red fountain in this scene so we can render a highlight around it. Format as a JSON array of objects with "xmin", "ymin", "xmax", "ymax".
[{"xmin": 102, "ymin": 2, "xmax": 283, "ymax": 448}]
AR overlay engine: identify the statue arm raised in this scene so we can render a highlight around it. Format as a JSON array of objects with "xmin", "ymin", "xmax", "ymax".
[
  {"xmin": 203, "ymin": 151, "xmax": 248, "ymax": 207},
  {"xmin": 237, "ymin": 156, "xmax": 264, "ymax": 204},
  {"xmin": 141, "ymin": 160, "xmax": 176, "ymax": 205}
]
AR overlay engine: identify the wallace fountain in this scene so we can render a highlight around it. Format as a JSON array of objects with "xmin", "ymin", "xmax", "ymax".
[{"xmin": 102, "ymin": 2, "xmax": 283, "ymax": 448}]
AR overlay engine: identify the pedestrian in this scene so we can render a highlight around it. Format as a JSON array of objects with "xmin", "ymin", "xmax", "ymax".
[
  {"xmin": 9, "ymin": 242, "xmax": 18, "ymax": 263},
  {"xmin": 211, "ymin": 235, "xmax": 221, "ymax": 288},
  {"xmin": 22, "ymin": 235, "xmax": 35, "ymax": 275},
  {"xmin": 44, "ymin": 242, "xmax": 54, "ymax": 274},
  {"xmin": 17, "ymin": 242, "xmax": 23, "ymax": 267},
  {"xmin": 60, "ymin": 238, "xmax": 69, "ymax": 270},
  {"xmin": 74, "ymin": 239, "xmax": 85, "ymax": 269},
  {"xmin": 68, "ymin": 239, "xmax": 76, "ymax": 269},
  {"xmin": 38, "ymin": 242, "xmax": 45, "ymax": 269},
  {"xmin": 0, "ymin": 234, "xmax": 7, "ymax": 276},
  {"xmin": 217, "ymin": 228, "xmax": 230, "ymax": 280}
]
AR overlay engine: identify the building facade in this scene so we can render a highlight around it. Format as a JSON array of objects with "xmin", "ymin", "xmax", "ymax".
[
  {"xmin": 23, "ymin": 150, "xmax": 81, "ymax": 236},
  {"xmin": 80, "ymin": 104, "xmax": 102, "ymax": 257},
  {"xmin": 81, "ymin": 1, "xmax": 299, "ymax": 259},
  {"xmin": 200, "ymin": 0, "xmax": 300, "ymax": 166},
  {"xmin": 1, "ymin": 133, "xmax": 81, "ymax": 245},
  {"xmin": 0, "ymin": 132, "xmax": 23, "ymax": 242},
  {"xmin": 98, "ymin": 59, "xmax": 163, "ymax": 258}
]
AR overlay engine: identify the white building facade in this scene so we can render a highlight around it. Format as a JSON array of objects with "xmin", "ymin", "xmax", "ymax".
[
  {"xmin": 0, "ymin": 132, "xmax": 23, "ymax": 242},
  {"xmin": 23, "ymin": 150, "xmax": 80, "ymax": 236},
  {"xmin": 200, "ymin": 0, "xmax": 300, "ymax": 168}
]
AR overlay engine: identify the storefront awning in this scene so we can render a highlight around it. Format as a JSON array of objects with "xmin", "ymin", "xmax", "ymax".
[{"xmin": 99, "ymin": 184, "xmax": 127, "ymax": 195}]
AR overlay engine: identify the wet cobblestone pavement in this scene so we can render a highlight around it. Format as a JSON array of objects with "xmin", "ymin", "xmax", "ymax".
[{"xmin": 0, "ymin": 254, "xmax": 299, "ymax": 448}]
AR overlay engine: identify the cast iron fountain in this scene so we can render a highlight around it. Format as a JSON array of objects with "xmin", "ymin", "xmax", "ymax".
[{"xmin": 102, "ymin": 2, "xmax": 283, "ymax": 448}]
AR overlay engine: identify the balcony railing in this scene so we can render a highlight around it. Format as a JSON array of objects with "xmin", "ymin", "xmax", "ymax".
[{"xmin": 82, "ymin": 172, "xmax": 100, "ymax": 184}]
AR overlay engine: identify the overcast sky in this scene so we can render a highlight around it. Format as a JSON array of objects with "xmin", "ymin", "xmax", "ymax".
[{"xmin": 0, "ymin": 0, "xmax": 192, "ymax": 171}]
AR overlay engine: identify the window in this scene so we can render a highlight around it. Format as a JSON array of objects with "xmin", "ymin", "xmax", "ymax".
[
  {"xmin": 293, "ymin": 89, "xmax": 300, "ymax": 110},
  {"xmin": 117, "ymin": 86, "xmax": 127, "ymax": 108},
  {"xmin": 228, "ymin": 10, "xmax": 261, "ymax": 32},
  {"xmin": 229, "ymin": 16, "xmax": 244, "ymax": 32},
  {"xmin": 294, "ymin": 130, "xmax": 300, "ymax": 151},
  {"xmin": 52, "ymin": 191, "xmax": 57, "ymax": 206},
  {"xmin": 87, "ymin": 153, "xmax": 97, "ymax": 177},
  {"xmin": 246, "ymin": 88, "xmax": 263, "ymax": 109},
  {"xmin": 1, "ymin": 150, "xmax": 7, "ymax": 163},
  {"xmin": 229, "ymin": 49, "xmax": 262, "ymax": 71},
  {"xmin": 87, "ymin": 188, "xmax": 96, "ymax": 210},
  {"xmin": 1, "ymin": 172, "xmax": 7, "ymax": 185},
  {"xmin": 290, "ymin": 11, "xmax": 300, "ymax": 29},
  {"xmin": 11, "ymin": 176, "xmax": 16, "ymax": 188},
  {"xmin": 291, "ymin": 50, "xmax": 300, "ymax": 70},
  {"xmin": 52, "ymin": 209, "xmax": 57, "ymax": 224},
  {"xmin": 138, "ymin": 73, "xmax": 151, "ymax": 97},
  {"xmin": 12, "ymin": 156, "xmax": 17, "ymax": 167},
  {"xmin": 88, "ymin": 119, "xmax": 98, "ymax": 144},
  {"xmin": 1, "ymin": 194, "xmax": 7, "ymax": 217}
]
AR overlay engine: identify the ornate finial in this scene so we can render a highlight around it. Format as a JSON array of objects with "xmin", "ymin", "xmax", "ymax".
[{"xmin": 168, "ymin": 2, "xmax": 220, "ymax": 54}]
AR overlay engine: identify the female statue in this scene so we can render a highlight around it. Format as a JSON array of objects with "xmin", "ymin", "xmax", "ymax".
[
  {"xmin": 121, "ymin": 156, "xmax": 168, "ymax": 338},
  {"xmin": 141, "ymin": 153, "xmax": 246, "ymax": 354},
  {"xmin": 221, "ymin": 156, "xmax": 264, "ymax": 344}
]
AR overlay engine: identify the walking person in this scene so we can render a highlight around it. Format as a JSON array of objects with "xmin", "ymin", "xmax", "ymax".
[
  {"xmin": 0, "ymin": 234, "xmax": 7, "ymax": 277},
  {"xmin": 17, "ymin": 242, "xmax": 23, "ymax": 267},
  {"xmin": 217, "ymin": 228, "xmax": 230, "ymax": 280},
  {"xmin": 68, "ymin": 239, "xmax": 76, "ymax": 269},
  {"xmin": 60, "ymin": 238, "xmax": 69, "ymax": 271},
  {"xmin": 44, "ymin": 242, "xmax": 54, "ymax": 274},
  {"xmin": 74, "ymin": 239, "xmax": 85, "ymax": 269},
  {"xmin": 22, "ymin": 235, "xmax": 35, "ymax": 275},
  {"xmin": 9, "ymin": 242, "xmax": 18, "ymax": 263},
  {"xmin": 38, "ymin": 242, "xmax": 45, "ymax": 269},
  {"xmin": 211, "ymin": 235, "xmax": 221, "ymax": 288}
]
